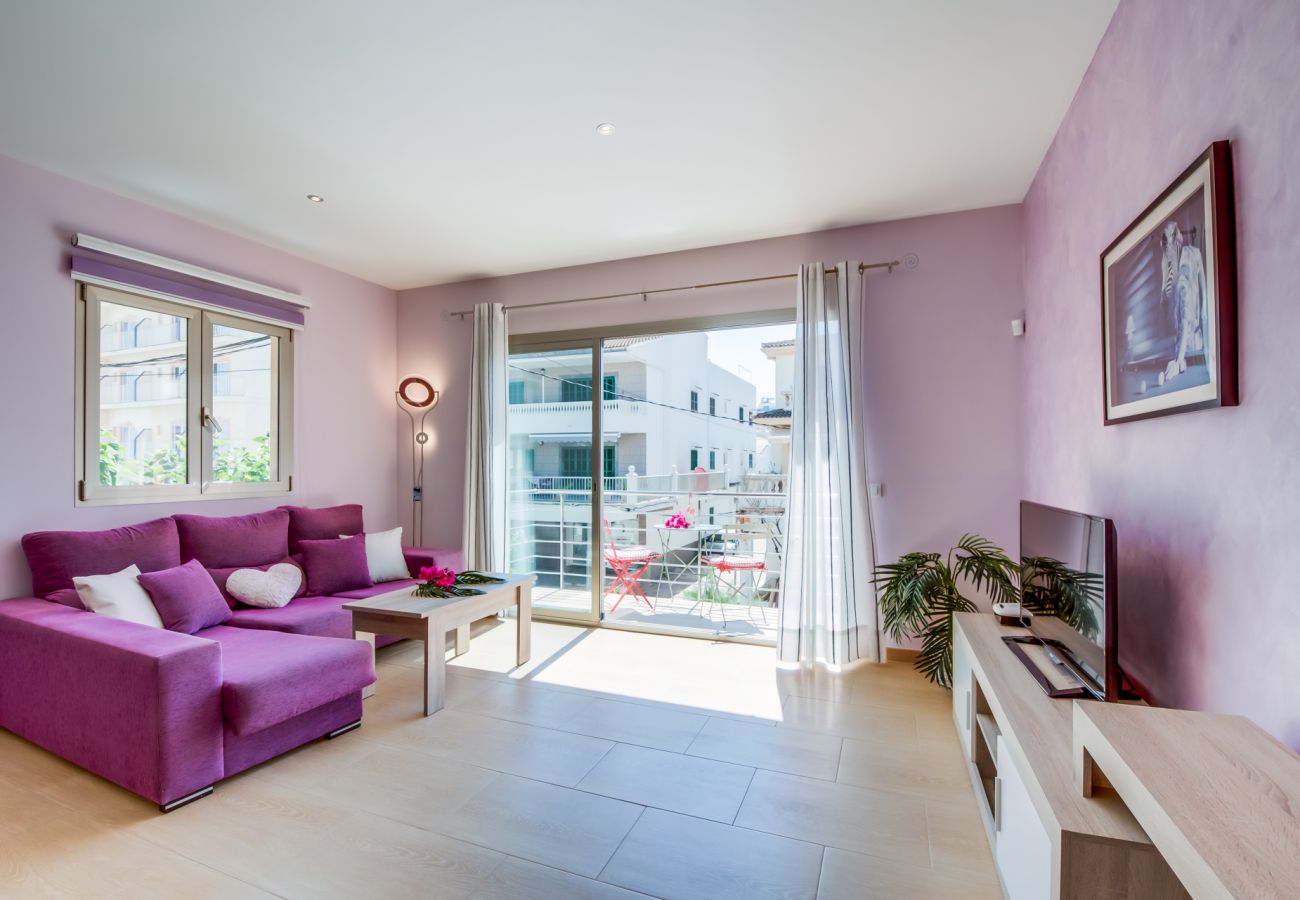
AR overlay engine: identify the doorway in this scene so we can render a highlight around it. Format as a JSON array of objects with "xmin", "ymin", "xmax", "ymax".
[{"xmin": 505, "ymin": 313, "xmax": 793, "ymax": 643}]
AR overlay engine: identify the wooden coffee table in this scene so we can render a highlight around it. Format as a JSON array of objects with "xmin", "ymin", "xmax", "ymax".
[{"xmin": 343, "ymin": 573, "xmax": 533, "ymax": 716}]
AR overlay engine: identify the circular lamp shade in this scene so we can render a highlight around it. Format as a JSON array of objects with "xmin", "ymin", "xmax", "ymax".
[{"xmin": 398, "ymin": 376, "xmax": 438, "ymax": 408}]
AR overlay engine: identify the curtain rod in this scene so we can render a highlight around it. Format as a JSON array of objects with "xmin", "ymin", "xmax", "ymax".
[{"xmin": 447, "ymin": 256, "xmax": 916, "ymax": 319}]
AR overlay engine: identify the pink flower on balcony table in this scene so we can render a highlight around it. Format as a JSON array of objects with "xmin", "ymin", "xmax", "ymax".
[
  {"xmin": 419, "ymin": 566, "xmax": 457, "ymax": 588},
  {"xmin": 665, "ymin": 513, "xmax": 691, "ymax": 529}
]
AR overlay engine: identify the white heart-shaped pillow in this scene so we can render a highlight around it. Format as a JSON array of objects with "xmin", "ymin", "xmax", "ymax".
[{"xmin": 227, "ymin": 564, "xmax": 302, "ymax": 609}]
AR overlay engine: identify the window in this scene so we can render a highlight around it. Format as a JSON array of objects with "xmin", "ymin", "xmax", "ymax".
[
  {"xmin": 748, "ymin": 452, "xmax": 754, "ymax": 468},
  {"xmin": 563, "ymin": 374, "xmax": 615, "ymax": 402},
  {"xmin": 560, "ymin": 445, "xmax": 590, "ymax": 478},
  {"xmin": 689, "ymin": 448, "xmax": 699, "ymax": 470},
  {"xmin": 562, "ymin": 376, "xmax": 592, "ymax": 403},
  {"xmin": 689, "ymin": 389, "xmax": 699, "ymax": 412},
  {"xmin": 603, "ymin": 445, "xmax": 617, "ymax": 477},
  {"xmin": 708, "ymin": 396, "xmax": 717, "ymax": 416},
  {"xmin": 738, "ymin": 405, "xmax": 745, "ymax": 422},
  {"xmin": 508, "ymin": 380, "xmax": 526, "ymax": 404},
  {"xmin": 708, "ymin": 450, "xmax": 717, "ymax": 469},
  {"xmin": 77, "ymin": 283, "xmax": 293, "ymax": 504}
]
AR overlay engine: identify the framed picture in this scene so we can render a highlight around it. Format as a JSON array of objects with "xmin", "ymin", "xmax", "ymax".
[{"xmin": 1101, "ymin": 141, "xmax": 1237, "ymax": 424}]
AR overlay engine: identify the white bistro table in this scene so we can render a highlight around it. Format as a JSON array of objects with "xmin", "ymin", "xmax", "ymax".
[{"xmin": 343, "ymin": 573, "xmax": 533, "ymax": 716}]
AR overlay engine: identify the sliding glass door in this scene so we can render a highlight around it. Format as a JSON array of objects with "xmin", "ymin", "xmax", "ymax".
[
  {"xmin": 505, "ymin": 344, "xmax": 602, "ymax": 622},
  {"xmin": 506, "ymin": 314, "xmax": 791, "ymax": 643}
]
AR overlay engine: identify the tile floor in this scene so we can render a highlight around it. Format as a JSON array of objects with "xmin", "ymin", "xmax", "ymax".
[{"xmin": 0, "ymin": 619, "xmax": 1001, "ymax": 899}]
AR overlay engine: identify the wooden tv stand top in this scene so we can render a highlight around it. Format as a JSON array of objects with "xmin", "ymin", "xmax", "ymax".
[
  {"xmin": 954, "ymin": 612, "xmax": 1150, "ymax": 845},
  {"xmin": 1074, "ymin": 702, "xmax": 1300, "ymax": 899}
]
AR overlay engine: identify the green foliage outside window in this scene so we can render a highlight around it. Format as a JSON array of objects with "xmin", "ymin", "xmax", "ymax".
[{"xmin": 99, "ymin": 429, "xmax": 272, "ymax": 486}]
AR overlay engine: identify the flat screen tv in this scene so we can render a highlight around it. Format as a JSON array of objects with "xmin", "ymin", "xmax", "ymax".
[{"xmin": 1011, "ymin": 501, "xmax": 1118, "ymax": 702}]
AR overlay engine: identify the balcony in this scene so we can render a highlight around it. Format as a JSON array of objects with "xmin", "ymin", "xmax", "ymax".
[
  {"xmin": 521, "ymin": 469, "xmax": 730, "ymax": 503},
  {"xmin": 507, "ymin": 484, "xmax": 786, "ymax": 643},
  {"xmin": 507, "ymin": 399, "xmax": 648, "ymax": 437}
]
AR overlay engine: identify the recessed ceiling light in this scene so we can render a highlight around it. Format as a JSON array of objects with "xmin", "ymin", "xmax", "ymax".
[
  {"xmin": 306, "ymin": 194, "xmax": 324, "ymax": 203},
  {"xmin": 595, "ymin": 123, "xmax": 616, "ymax": 137}
]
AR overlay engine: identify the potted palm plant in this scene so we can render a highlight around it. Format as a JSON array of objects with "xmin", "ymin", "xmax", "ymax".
[{"xmin": 874, "ymin": 534, "xmax": 1102, "ymax": 688}]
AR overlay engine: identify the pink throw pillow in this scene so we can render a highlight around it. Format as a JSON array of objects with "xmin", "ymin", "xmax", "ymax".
[
  {"xmin": 283, "ymin": 504, "xmax": 364, "ymax": 555},
  {"xmin": 137, "ymin": 559, "xmax": 233, "ymax": 634},
  {"xmin": 298, "ymin": 534, "xmax": 373, "ymax": 596}
]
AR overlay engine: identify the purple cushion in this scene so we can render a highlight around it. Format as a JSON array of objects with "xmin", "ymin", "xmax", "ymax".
[
  {"xmin": 174, "ymin": 509, "xmax": 289, "ymax": 569},
  {"xmin": 402, "ymin": 546, "xmax": 465, "ymax": 577},
  {"xmin": 226, "ymin": 593, "xmax": 407, "ymax": 646},
  {"xmin": 21, "ymin": 517, "xmax": 181, "ymax": 598},
  {"xmin": 283, "ymin": 504, "xmax": 364, "ymax": 555},
  {"xmin": 137, "ymin": 559, "xmax": 233, "ymax": 634},
  {"xmin": 45, "ymin": 588, "xmax": 86, "ymax": 610},
  {"xmin": 207, "ymin": 556, "xmax": 306, "ymax": 609},
  {"xmin": 331, "ymin": 579, "xmax": 418, "ymax": 601},
  {"xmin": 226, "ymin": 594, "xmax": 354, "ymax": 639},
  {"xmin": 195, "ymin": 625, "xmax": 374, "ymax": 736},
  {"xmin": 299, "ymin": 535, "xmax": 372, "ymax": 596}
]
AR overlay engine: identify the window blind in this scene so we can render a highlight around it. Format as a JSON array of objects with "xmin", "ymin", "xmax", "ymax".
[{"xmin": 69, "ymin": 234, "xmax": 308, "ymax": 329}]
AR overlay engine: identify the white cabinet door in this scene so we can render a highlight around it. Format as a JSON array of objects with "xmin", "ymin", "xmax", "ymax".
[
  {"xmin": 995, "ymin": 740, "xmax": 1053, "ymax": 900},
  {"xmin": 953, "ymin": 629, "xmax": 974, "ymax": 749}
]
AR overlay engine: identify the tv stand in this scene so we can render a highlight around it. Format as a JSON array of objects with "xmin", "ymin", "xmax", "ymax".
[{"xmin": 952, "ymin": 613, "xmax": 1187, "ymax": 899}]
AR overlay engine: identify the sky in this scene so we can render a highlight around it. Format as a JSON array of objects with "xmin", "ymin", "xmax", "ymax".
[{"xmin": 706, "ymin": 322, "xmax": 796, "ymax": 403}]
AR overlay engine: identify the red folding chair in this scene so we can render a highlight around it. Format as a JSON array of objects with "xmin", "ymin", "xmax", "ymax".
[
  {"xmin": 703, "ymin": 553, "xmax": 768, "ymax": 626},
  {"xmin": 602, "ymin": 519, "xmax": 662, "ymax": 613}
]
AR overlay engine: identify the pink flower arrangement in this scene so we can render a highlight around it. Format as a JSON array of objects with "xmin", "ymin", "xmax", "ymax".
[
  {"xmin": 418, "ymin": 566, "xmax": 457, "ymax": 589},
  {"xmin": 664, "ymin": 513, "xmax": 691, "ymax": 529}
]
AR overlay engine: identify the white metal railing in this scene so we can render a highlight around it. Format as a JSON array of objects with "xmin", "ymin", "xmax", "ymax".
[
  {"xmin": 507, "ymin": 487, "xmax": 787, "ymax": 610},
  {"xmin": 508, "ymin": 399, "xmax": 646, "ymax": 415},
  {"xmin": 523, "ymin": 469, "xmax": 731, "ymax": 499}
]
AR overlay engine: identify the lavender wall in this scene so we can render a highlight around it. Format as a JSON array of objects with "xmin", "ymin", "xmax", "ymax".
[
  {"xmin": 1022, "ymin": 0, "xmax": 1300, "ymax": 744},
  {"xmin": 397, "ymin": 205, "xmax": 1026, "ymax": 643},
  {"xmin": 0, "ymin": 154, "xmax": 400, "ymax": 597}
]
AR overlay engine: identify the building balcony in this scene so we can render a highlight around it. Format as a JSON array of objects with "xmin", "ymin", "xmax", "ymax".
[{"xmin": 507, "ymin": 399, "xmax": 648, "ymax": 437}]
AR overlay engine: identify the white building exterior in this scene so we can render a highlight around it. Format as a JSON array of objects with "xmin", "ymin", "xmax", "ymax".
[
  {"xmin": 507, "ymin": 333, "xmax": 759, "ymax": 486},
  {"xmin": 753, "ymin": 338, "xmax": 795, "ymax": 475}
]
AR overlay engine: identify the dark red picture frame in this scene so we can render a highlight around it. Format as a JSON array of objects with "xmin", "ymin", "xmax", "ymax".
[{"xmin": 1100, "ymin": 141, "xmax": 1238, "ymax": 425}]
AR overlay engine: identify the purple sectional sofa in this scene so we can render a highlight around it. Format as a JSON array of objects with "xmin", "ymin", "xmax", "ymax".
[{"xmin": 0, "ymin": 504, "xmax": 462, "ymax": 811}]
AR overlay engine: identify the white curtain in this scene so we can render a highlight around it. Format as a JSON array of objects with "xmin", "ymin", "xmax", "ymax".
[
  {"xmin": 778, "ymin": 263, "xmax": 880, "ymax": 666},
  {"xmin": 463, "ymin": 302, "xmax": 508, "ymax": 571}
]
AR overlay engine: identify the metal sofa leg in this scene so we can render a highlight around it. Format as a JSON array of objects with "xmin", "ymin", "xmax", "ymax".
[
  {"xmin": 325, "ymin": 719, "xmax": 362, "ymax": 740},
  {"xmin": 159, "ymin": 785, "xmax": 213, "ymax": 813}
]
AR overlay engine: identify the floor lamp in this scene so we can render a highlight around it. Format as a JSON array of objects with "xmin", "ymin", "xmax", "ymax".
[{"xmin": 397, "ymin": 376, "xmax": 440, "ymax": 547}]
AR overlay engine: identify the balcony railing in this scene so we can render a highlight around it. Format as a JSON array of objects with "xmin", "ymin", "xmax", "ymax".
[
  {"xmin": 520, "ymin": 469, "xmax": 735, "ymax": 503},
  {"xmin": 507, "ymin": 485, "xmax": 787, "ymax": 638},
  {"xmin": 508, "ymin": 399, "xmax": 646, "ymax": 416}
]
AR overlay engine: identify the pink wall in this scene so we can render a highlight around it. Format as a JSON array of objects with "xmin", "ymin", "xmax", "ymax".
[
  {"xmin": 0, "ymin": 154, "xmax": 400, "ymax": 597},
  {"xmin": 397, "ymin": 205, "xmax": 1026, "ymax": 640},
  {"xmin": 1022, "ymin": 0, "xmax": 1300, "ymax": 744}
]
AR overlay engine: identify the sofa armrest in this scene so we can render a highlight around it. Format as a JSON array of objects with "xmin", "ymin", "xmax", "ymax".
[
  {"xmin": 403, "ymin": 547, "xmax": 436, "ymax": 578},
  {"xmin": 0, "ymin": 598, "xmax": 223, "ymax": 807},
  {"xmin": 403, "ymin": 546, "xmax": 466, "ymax": 577}
]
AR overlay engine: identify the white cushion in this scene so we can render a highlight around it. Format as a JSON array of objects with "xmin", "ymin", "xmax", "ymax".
[
  {"xmin": 343, "ymin": 526, "xmax": 409, "ymax": 583},
  {"xmin": 73, "ymin": 565, "xmax": 163, "ymax": 628},
  {"xmin": 227, "ymin": 564, "xmax": 302, "ymax": 609}
]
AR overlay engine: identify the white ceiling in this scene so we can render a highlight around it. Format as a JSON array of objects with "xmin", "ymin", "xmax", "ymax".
[{"xmin": 0, "ymin": 1, "xmax": 1116, "ymax": 290}]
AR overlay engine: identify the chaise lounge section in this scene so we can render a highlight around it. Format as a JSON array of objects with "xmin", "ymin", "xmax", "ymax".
[{"xmin": 0, "ymin": 504, "xmax": 461, "ymax": 811}]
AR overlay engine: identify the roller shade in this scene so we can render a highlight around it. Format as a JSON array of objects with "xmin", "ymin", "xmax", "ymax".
[{"xmin": 70, "ymin": 234, "xmax": 308, "ymax": 329}]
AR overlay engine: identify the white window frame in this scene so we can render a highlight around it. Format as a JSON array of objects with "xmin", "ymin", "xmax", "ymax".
[{"xmin": 75, "ymin": 282, "xmax": 294, "ymax": 505}]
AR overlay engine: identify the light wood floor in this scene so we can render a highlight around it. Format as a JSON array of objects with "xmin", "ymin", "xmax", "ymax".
[
  {"xmin": 535, "ymin": 586, "xmax": 779, "ymax": 642},
  {"xmin": 0, "ymin": 620, "xmax": 1000, "ymax": 899}
]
